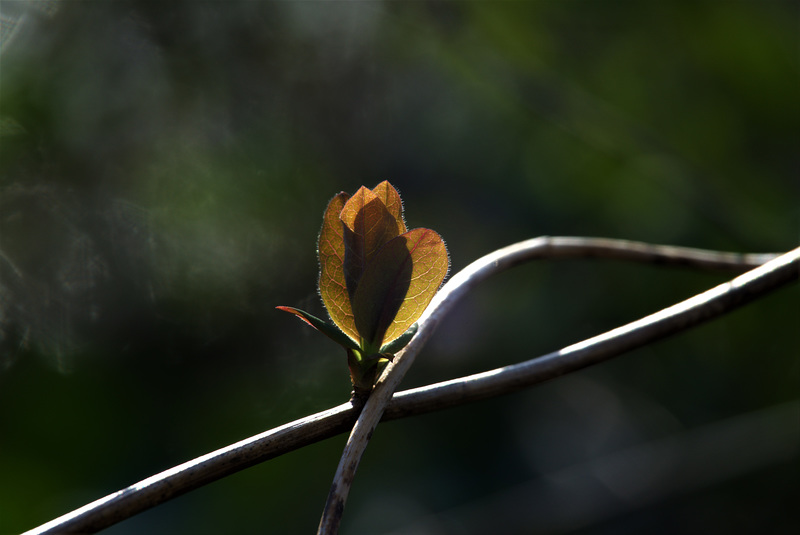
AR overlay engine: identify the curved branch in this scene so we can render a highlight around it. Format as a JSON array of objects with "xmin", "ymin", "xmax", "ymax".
[
  {"xmin": 23, "ymin": 238, "xmax": 793, "ymax": 535},
  {"xmin": 386, "ymin": 243, "xmax": 799, "ymax": 419},
  {"xmin": 315, "ymin": 237, "xmax": 786, "ymax": 533}
]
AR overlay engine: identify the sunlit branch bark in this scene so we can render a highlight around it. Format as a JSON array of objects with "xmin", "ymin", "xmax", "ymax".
[
  {"xmin": 315, "ymin": 237, "xmax": 789, "ymax": 534},
  {"xmin": 23, "ymin": 238, "xmax": 795, "ymax": 535},
  {"xmin": 386, "ymin": 244, "xmax": 798, "ymax": 420}
]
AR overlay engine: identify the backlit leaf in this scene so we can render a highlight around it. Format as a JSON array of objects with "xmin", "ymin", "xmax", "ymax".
[
  {"xmin": 275, "ymin": 306, "xmax": 360, "ymax": 350},
  {"xmin": 352, "ymin": 228, "xmax": 448, "ymax": 350},
  {"xmin": 317, "ymin": 192, "xmax": 360, "ymax": 343},
  {"xmin": 379, "ymin": 322, "xmax": 418, "ymax": 354},
  {"xmin": 340, "ymin": 186, "xmax": 402, "ymax": 299},
  {"xmin": 371, "ymin": 180, "xmax": 406, "ymax": 234}
]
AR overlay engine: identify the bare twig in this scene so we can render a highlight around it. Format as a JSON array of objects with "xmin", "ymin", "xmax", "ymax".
[
  {"xmin": 386, "ymin": 243, "xmax": 798, "ymax": 420},
  {"xmin": 314, "ymin": 237, "xmax": 788, "ymax": 534},
  {"xmin": 23, "ymin": 238, "xmax": 794, "ymax": 535}
]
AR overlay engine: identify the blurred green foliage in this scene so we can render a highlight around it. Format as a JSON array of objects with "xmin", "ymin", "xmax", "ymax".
[{"xmin": 0, "ymin": 1, "xmax": 797, "ymax": 534}]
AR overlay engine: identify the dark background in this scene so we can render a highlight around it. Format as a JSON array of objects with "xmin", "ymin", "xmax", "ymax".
[{"xmin": 1, "ymin": 1, "xmax": 797, "ymax": 534}]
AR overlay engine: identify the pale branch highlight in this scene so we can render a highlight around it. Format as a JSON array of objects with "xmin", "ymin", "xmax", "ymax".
[
  {"xmin": 314, "ymin": 236, "xmax": 790, "ymax": 533},
  {"xmin": 23, "ymin": 238, "xmax": 795, "ymax": 535}
]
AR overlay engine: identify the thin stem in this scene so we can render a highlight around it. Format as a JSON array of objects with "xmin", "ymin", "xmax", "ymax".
[
  {"xmin": 23, "ymin": 239, "xmax": 793, "ymax": 535},
  {"xmin": 386, "ymin": 244, "xmax": 799, "ymax": 420},
  {"xmin": 316, "ymin": 236, "xmax": 784, "ymax": 534}
]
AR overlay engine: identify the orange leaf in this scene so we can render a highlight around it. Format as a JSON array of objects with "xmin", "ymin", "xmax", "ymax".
[
  {"xmin": 371, "ymin": 180, "xmax": 406, "ymax": 234},
  {"xmin": 352, "ymin": 228, "xmax": 448, "ymax": 350},
  {"xmin": 340, "ymin": 186, "xmax": 403, "ymax": 299},
  {"xmin": 317, "ymin": 192, "xmax": 359, "ymax": 343}
]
